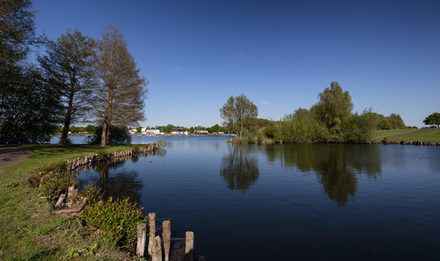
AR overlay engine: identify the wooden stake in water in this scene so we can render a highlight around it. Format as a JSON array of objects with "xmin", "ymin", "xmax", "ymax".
[
  {"xmin": 148, "ymin": 212, "xmax": 156, "ymax": 256},
  {"xmin": 162, "ymin": 220, "xmax": 171, "ymax": 261},
  {"xmin": 185, "ymin": 231, "xmax": 194, "ymax": 261},
  {"xmin": 136, "ymin": 223, "xmax": 147, "ymax": 257},
  {"xmin": 151, "ymin": 235, "xmax": 162, "ymax": 261}
]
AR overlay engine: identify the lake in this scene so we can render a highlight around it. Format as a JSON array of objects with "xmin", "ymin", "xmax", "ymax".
[{"xmin": 75, "ymin": 136, "xmax": 440, "ymax": 260}]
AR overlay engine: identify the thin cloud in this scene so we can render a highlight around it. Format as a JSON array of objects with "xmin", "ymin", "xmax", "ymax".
[
  {"xmin": 174, "ymin": 66, "xmax": 183, "ymax": 72},
  {"xmin": 261, "ymin": 101, "xmax": 270, "ymax": 105}
]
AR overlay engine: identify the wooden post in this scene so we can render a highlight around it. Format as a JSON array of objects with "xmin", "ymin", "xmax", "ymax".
[
  {"xmin": 55, "ymin": 193, "xmax": 66, "ymax": 208},
  {"xmin": 184, "ymin": 231, "xmax": 194, "ymax": 261},
  {"xmin": 148, "ymin": 212, "xmax": 156, "ymax": 256},
  {"xmin": 136, "ymin": 223, "xmax": 147, "ymax": 257},
  {"xmin": 162, "ymin": 220, "xmax": 171, "ymax": 261},
  {"xmin": 151, "ymin": 235, "xmax": 162, "ymax": 261}
]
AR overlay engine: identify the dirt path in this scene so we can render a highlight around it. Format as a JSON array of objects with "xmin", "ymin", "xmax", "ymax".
[
  {"xmin": 0, "ymin": 146, "xmax": 32, "ymax": 173},
  {"xmin": 388, "ymin": 128, "xmax": 439, "ymax": 140}
]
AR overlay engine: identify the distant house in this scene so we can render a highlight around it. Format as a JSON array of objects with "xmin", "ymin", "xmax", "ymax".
[
  {"xmin": 130, "ymin": 129, "xmax": 137, "ymax": 135},
  {"xmin": 195, "ymin": 130, "xmax": 209, "ymax": 135},
  {"xmin": 144, "ymin": 129, "xmax": 160, "ymax": 135},
  {"xmin": 171, "ymin": 128, "xmax": 189, "ymax": 135}
]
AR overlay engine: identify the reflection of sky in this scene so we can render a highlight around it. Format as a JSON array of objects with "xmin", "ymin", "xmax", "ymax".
[{"xmin": 75, "ymin": 138, "xmax": 440, "ymax": 261}]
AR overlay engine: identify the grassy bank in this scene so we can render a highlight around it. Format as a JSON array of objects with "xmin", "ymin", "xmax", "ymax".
[
  {"xmin": 374, "ymin": 129, "xmax": 419, "ymax": 140},
  {"xmin": 396, "ymin": 129, "xmax": 440, "ymax": 142},
  {"xmin": 0, "ymin": 144, "xmax": 138, "ymax": 260}
]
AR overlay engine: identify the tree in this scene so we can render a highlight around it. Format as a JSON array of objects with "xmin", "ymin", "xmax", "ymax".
[
  {"xmin": 39, "ymin": 29, "xmax": 97, "ymax": 144},
  {"xmin": 386, "ymin": 113, "xmax": 405, "ymax": 129},
  {"xmin": 313, "ymin": 82, "xmax": 353, "ymax": 131},
  {"xmin": 0, "ymin": 0, "xmax": 61, "ymax": 143},
  {"xmin": 220, "ymin": 94, "xmax": 258, "ymax": 138},
  {"xmin": 423, "ymin": 112, "xmax": 440, "ymax": 128},
  {"xmin": 94, "ymin": 25, "xmax": 147, "ymax": 147}
]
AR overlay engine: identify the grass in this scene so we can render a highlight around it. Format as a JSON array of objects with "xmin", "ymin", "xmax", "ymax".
[
  {"xmin": 0, "ymin": 144, "xmax": 138, "ymax": 260},
  {"xmin": 374, "ymin": 129, "xmax": 419, "ymax": 140},
  {"xmin": 396, "ymin": 129, "xmax": 440, "ymax": 142}
]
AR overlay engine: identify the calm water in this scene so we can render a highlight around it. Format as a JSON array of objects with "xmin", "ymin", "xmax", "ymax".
[{"xmin": 76, "ymin": 136, "xmax": 440, "ymax": 261}]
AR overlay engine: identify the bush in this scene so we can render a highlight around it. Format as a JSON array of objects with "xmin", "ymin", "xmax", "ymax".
[
  {"xmin": 80, "ymin": 185, "xmax": 103, "ymax": 205},
  {"xmin": 97, "ymin": 150, "xmax": 109, "ymax": 161},
  {"xmin": 39, "ymin": 171, "xmax": 76, "ymax": 199},
  {"xmin": 88, "ymin": 125, "xmax": 131, "ymax": 145},
  {"xmin": 155, "ymin": 139, "xmax": 167, "ymax": 147},
  {"xmin": 132, "ymin": 145, "xmax": 139, "ymax": 154},
  {"xmin": 83, "ymin": 197, "xmax": 146, "ymax": 248}
]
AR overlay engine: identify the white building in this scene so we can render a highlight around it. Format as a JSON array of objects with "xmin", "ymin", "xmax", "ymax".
[{"xmin": 144, "ymin": 129, "xmax": 160, "ymax": 135}]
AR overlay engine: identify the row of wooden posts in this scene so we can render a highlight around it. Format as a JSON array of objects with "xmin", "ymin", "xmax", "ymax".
[{"xmin": 137, "ymin": 212, "xmax": 194, "ymax": 261}]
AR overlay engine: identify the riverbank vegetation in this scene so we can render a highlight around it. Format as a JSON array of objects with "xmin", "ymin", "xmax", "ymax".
[
  {"xmin": 222, "ymin": 82, "xmax": 409, "ymax": 144},
  {"xmin": 0, "ymin": 144, "xmax": 154, "ymax": 260}
]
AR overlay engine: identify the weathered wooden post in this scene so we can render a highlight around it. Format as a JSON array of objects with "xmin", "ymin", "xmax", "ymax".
[
  {"xmin": 136, "ymin": 223, "xmax": 147, "ymax": 257},
  {"xmin": 151, "ymin": 235, "xmax": 162, "ymax": 261},
  {"xmin": 162, "ymin": 220, "xmax": 171, "ymax": 261},
  {"xmin": 148, "ymin": 212, "xmax": 156, "ymax": 256},
  {"xmin": 184, "ymin": 231, "xmax": 194, "ymax": 261}
]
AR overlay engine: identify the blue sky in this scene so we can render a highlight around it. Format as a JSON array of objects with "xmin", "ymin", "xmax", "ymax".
[{"xmin": 33, "ymin": 0, "xmax": 440, "ymax": 127}]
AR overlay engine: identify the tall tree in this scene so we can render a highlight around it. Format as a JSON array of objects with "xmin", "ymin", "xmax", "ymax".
[
  {"xmin": 423, "ymin": 112, "xmax": 440, "ymax": 128},
  {"xmin": 386, "ymin": 113, "xmax": 405, "ymax": 129},
  {"xmin": 39, "ymin": 29, "xmax": 97, "ymax": 144},
  {"xmin": 0, "ymin": 0, "xmax": 61, "ymax": 143},
  {"xmin": 220, "ymin": 94, "xmax": 258, "ymax": 138},
  {"xmin": 94, "ymin": 25, "xmax": 147, "ymax": 147},
  {"xmin": 313, "ymin": 82, "xmax": 353, "ymax": 131}
]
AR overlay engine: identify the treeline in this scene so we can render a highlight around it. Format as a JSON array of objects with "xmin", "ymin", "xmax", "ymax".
[
  {"xmin": 148, "ymin": 124, "xmax": 226, "ymax": 134},
  {"xmin": 221, "ymin": 82, "xmax": 406, "ymax": 143},
  {"xmin": 0, "ymin": 0, "xmax": 146, "ymax": 147}
]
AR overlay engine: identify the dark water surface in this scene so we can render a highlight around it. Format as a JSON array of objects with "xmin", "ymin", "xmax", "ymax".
[{"xmin": 76, "ymin": 136, "xmax": 440, "ymax": 261}]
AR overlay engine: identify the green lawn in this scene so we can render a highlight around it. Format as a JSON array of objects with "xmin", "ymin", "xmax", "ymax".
[
  {"xmin": 374, "ymin": 129, "xmax": 419, "ymax": 140},
  {"xmin": 0, "ymin": 144, "xmax": 137, "ymax": 260},
  {"xmin": 397, "ymin": 129, "xmax": 440, "ymax": 142}
]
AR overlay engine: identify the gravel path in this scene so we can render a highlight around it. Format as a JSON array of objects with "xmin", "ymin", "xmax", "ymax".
[
  {"xmin": 388, "ymin": 128, "xmax": 439, "ymax": 140},
  {"xmin": 0, "ymin": 146, "xmax": 32, "ymax": 172}
]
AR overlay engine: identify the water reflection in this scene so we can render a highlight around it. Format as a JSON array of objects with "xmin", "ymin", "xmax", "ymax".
[
  {"xmin": 262, "ymin": 144, "xmax": 382, "ymax": 206},
  {"xmin": 220, "ymin": 145, "xmax": 259, "ymax": 192},
  {"xmin": 80, "ymin": 161, "xmax": 143, "ymax": 203}
]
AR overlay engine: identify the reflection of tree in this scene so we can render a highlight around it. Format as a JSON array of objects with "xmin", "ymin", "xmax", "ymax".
[
  {"xmin": 220, "ymin": 145, "xmax": 259, "ymax": 192},
  {"xmin": 262, "ymin": 144, "xmax": 382, "ymax": 206},
  {"xmin": 89, "ymin": 161, "xmax": 143, "ymax": 203}
]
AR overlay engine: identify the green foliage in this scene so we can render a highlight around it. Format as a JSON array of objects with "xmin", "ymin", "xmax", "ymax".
[
  {"xmin": 89, "ymin": 125, "xmax": 131, "ymax": 145},
  {"xmin": 341, "ymin": 112, "xmax": 377, "ymax": 143},
  {"xmin": 313, "ymin": 82, "xmax": 353, "ymax": 131},
  {"xmin": 83, "ymin": 197, "xmax": 146, "ymax": 248},
  {"xmin": 132, "ymin": 144, "xmax": 139, "ymax": 153},
  {"xmin": 155, "ymin": 139, "xmax": 167, "ymax": 147},
  {"xmin": 79, "ymin": 184, "xmax": 103, "ymax": 205},
  {"xmin": 386, "ymin": 113, "xmax": 406, "ymax": 129},
  {"xmin": 38, "ymin": 29, "xmax": 97, "ymax": 145},
  {"xmin": 96, "ymin": 149, "xmax": 109, "ymax": 160},
  {"xmin": 39, "ymin": 171, "xmax": 76, "ymax": 199},
  {"xmin": 423, "ymin": 112, "xmax": 440, "ymax": 127},
  {"xmin": 220, "ymin": 94, "xmax": 258, "ymax": 138}
]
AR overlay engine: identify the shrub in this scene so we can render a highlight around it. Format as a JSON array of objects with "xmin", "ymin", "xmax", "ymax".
[
  {"xmin": 80, "ymin": 185, "xmax": 103, "ymax": 205},
  {"xmin": 83, "ymin": 197, "xmax": 146, "ymax": 248},
  {"xmin": 88, "ymin": 125, "xmax": 131, "ymax": 145},
  {"xmin": 39, "ymin": 171, "xmax": 76, "ymax": 199},
  {"xmin": 155, "ymin": 139, "xmax": 167, "ymax": 147},
  {"xmin": 97, "ymin": 150, "xmax": 109, "ymax": 161},
  {"xmin": 132, "ymin": 145, "xmax": 139, "ymax": 154}
]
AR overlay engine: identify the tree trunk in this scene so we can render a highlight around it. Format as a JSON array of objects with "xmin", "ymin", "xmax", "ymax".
[
  {"xmin": 59, "ymin": 92, "xmax": 74, "ymax": 145},
  {"xmin": 101, "ymin": 121, "xmax": 108, "ymax": 147}
]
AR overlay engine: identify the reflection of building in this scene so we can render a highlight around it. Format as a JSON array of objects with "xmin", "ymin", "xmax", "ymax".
[
  {"xmin": 195, "ymin": 130, "xmax": 209, "ymax": 135},
  {"xmin": 171, "ymin": 128, "xmax": 189, "ymax": 135}
]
